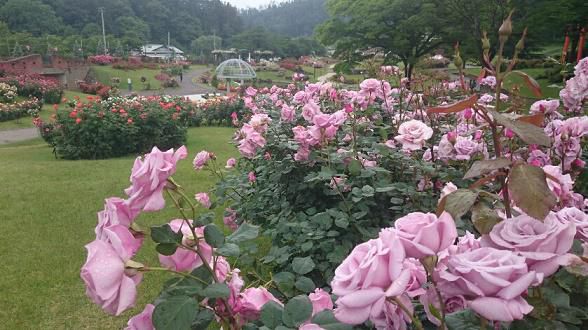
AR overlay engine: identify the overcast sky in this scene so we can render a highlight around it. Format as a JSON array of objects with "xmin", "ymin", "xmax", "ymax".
[{"xmin": 224, "ymin": 0, "xmax": 287, "ymax": 9}]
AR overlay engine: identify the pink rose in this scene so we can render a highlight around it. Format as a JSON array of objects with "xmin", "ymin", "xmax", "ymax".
[
  {"xmin": 223, "ymin": 208, "xmax": 239, "ymax": 231},
  {"xmin": 481, "ymin": 214, "xmax": 576, "ymax": 277},
  {"xmin": 96, "ymin": 197, "xmax": 139, "ymax": 240},
  {"xmin": 530, "ymin": 99, "xmax": 561, "ymax": 117},
  {"xmin": 331, "ymin": 230, "xmax": 412, "ymax": 326},
  {"xmin": 281, "ymin": 104, "xmax": 295, "ymax": 122},
  {"xmin": 439, "ymin": 182, "xmax": 457, "ymax": 203},
  {"xmin": 193, "ymin": 150, "xmax": 211, "ymax": 170},
  {"xmin": 81, "ymin": 240, "xmax": 142, "ymax": 315},
  {"xmin": 453, "ymin": 136, "xmax": 480, "ymax": 160},
  {"xmin": 309, "ymin": 288, "xmax": 333, "ymax": 316},
  {"xmin": 215, "ymin": 256, "xmax": 231, "ymax": 282},
  {"xmin": 556, "ymin": 207, "xmax": 588, "ymax": 243},
  {"xmin": 299, "ymin": 324, "xmax": 324, "ymax": 330},
  {"xmin": 158, "ymin": 219, "xmax": 213, "ymax": 272},
  {"xmin": 402, "ymin": 259, "xmax": 427, "ymax": 298},
  {"xmin": 101, "ymin": 224, "xmax": 143, "ymax": 261},
  {"xmin": 125, "ymin": 304, "xmax": 154, "ymax": 330},
  {"xmin": 420, "ymin": 286, "xmax": 466, "ymax": 326},
  {"xmin": 195, "ymin": 192, "xmax": 211, "ymax": 209},
  {"xmin": 225, "ymin": 158, "xmax": 236, "ymax": 169},
  {"xmin": 436, "ymin": 247, "xmax": 540, "ymax": 322},
  {"xmin": 237, "ymin": 287, "xmax": 282, "ymax": 321},
  {"xmin": 248, "ymin": 171, "xmax": 257, "ymax": 183},
  {"xmin": 125, "ymin": 146, "xmax": 187, "ymax": 212},
  {"xmin": 394, "ymin": 120, "xmax": 434, "ymax": 151},
  {"xmin": 393, "ymin": 212, "xmax": 457, "ymax": 259},
  {"xmin": 245, "ymin": 86, "xmax": 257, "ymax": 97}
]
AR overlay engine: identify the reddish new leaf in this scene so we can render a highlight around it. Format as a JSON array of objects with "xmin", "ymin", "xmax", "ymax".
[
  {"xmin": 517, "ymin": 113, "xmax": 545, "ymax": 127},
  {"xmin": 427, "ymin": 95, "xmax": 478, "ymax": 115},
  {"xmin": 490, "ymin": 110, "xmax": 551, "ymax": 147},
  {"xmin": 509, "ymin": 70, "xmax": 542, "ymax": 98},
  {"xmin": 437, "ymin": 189, "xmax": 479, "ymax": 220},
  {"xmin": 464, "ymin": 158, "xmax": 512, "ymax": 179},
  {"xmin": 508, "ymin": 164, "xmax": 557, "ymax": 221}
]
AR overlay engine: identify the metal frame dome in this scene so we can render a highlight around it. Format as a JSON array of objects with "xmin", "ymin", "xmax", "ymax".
[{"xmin": 215, "ymin": 59, "xmax": 256, "ymax": 80}]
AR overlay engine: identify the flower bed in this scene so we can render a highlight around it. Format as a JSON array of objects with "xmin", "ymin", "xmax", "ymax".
[
  {"xmin": 0, "ymin": 98, "xmax": 41, "ymax": 122},
  {"xmin": 89, "ymin": 55, "xmax": 116, "ymax": 65},
  {"xmin": 0, "ymin": 82, "xmax": 18, "ymax": 103},
  {"xmin": 80, "ymin": 50, "xmax": 588, "ymax": 329},
  {"xmin": 0, "ymin": 73, "xmax": 63, "ymax": 104},
  {"xmin": 39, "ymin": 96, "xmax": 192, "ymax": 159},
  {"xmin": 77, "ymin": 81, "xmax": 112, "ymax": 99}
]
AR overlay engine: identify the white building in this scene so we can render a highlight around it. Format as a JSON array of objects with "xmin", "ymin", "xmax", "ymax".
[{"xmin": 139, "ymin": 44, "xmax": 186, "ymax": 60}]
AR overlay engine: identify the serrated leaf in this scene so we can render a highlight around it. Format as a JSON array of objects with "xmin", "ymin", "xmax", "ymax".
[
  {"xmin": 260, "ymin": 301, "xmax": 284, "ymax": 328},
  {"xmin": 509, "ymin": 164, "xmax": 557, "ymax": 220},
  {"xmin": 153, "ymin": 296, "xmax": 198, "ymax": 330},
  {"xmin": 191, "ymin": 309, "xmax": 215, "ymax": 330},
  {"xmin": 437, "ymin": 189, "xmax": 478, "ymax": 219},
  {"xmin": 282, "ymin": 295, "xmax": 313, "ymax": 327},
  {"xmin": 202, "ymin": 283, "xmax": 230, "ymax": 299},
  {"xmin": 216, "ymin": 243, "xmax": 240, "ymax": 257},
  {"xmin": 292, "ymin": 257, "xmax": 315, "ymax": 275},
  {"xmin": 227, "ymin": 223, "xmax": 259, "ymax": 243},
  {"xmin": 445, "ymin": 309, "xmax": 481, "ymax": 330},
  {"xmin": 427, "ymin": 94, "xmax": 478, "ymax": 115},
  {"xmin": 151, "ymin": 224, "xmax": 183, "ymax": 244},
  {"xmin": 509, "ymin": 70, "xmax": 542, "ymax": 97},
  {"xmin": 471, "ymin": 202, "xmax": 502, "ymax": 234},
  {"xmin": 490, "ymin": 110, "xmax": 551, "ymax": 147},
  {"xmin": 203, "ymin": 224, "xmax": 224, "ymax": 248},
  {"xmin": 294, "ymin": 276, "xmax": 316, "ymax": 293},
  {"xmin": 464, "ymin": 158, "xmax": 512, "ymax": 179}
]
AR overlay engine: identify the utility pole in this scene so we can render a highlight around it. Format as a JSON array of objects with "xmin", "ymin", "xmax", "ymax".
[
  {"xmin": 168, "ymin": 32, "xmax": 170, "ymax": 47},
  {"xmin": 99, "ymin": 7, "xmax": 107, "ymax": 55}
]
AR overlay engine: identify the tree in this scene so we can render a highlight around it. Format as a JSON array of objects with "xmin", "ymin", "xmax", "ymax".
[
  {"xmin": 318, "ymin": 0, "xmax": 446, "ymax": 80},
  {"xmin": 191, "ymin": 35, "xmax": 222, "ymax": 61},
  {"xmin": 0, "ymin": 0, "xmax": 64, "ymax": 36}
]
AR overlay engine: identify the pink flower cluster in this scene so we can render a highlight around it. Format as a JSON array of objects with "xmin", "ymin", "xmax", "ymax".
[
  {"xmin": 544, "ymin": 116, "xmax": 588, "ymax": 171},
  {"xmin": 236, "ymin": 114, "xmax": 272, "ymax": 158},
  {"xmin": 81, "ymin": 146, "xmax": 188, "ymax": 315},
  {"xmin": 560, "ymin": 57, "xmax": 588, "ymax": 112}
]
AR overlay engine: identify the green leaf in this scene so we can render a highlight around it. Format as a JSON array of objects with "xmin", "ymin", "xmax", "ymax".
[
  {"xmin": 227, "ymin": 223, "xmax": 259, "ymax": 243},
  {"xmin": 294, "ymin": 276, "xmax": 316, "ymax": 293},
  {"xmin": 260, "ymin": 301, "xmax": 284, "ymax": 328},
  {"xmin": 282, "ymin": 295, "xmax": 313, "ymax": 327},
  {"xmin": 311, "ymin": 310, "xmax": 352, "ymax": 330},
  {"xmin": 509, "ymin": 164, "xmax": 557, "ymax": 220},
  {"xmin": 301, "ymin": 241, "xmax": 313, "ymax": 252},
  {"xmin": 202, "ymin": 283, "xmax": 230, "ymax": 299},
  {"xmin": 152, "ymin": 296, "xmax": 198, "ymax": 330},
  {"xmin": 191, "ymin": 309, "xmax": 215, "ymax": 330},
  {"xmin": 194, "ymin": 212, "xmax": 215, "ymax": 227},
  {"xmin": 471, "ymin": 202, "xmax": 502, "ymax": 234},
  {"xmin": 203, "ymin": 224, "xmax": 225, "ymax": 248},
  {"xmin": 334, "ymin": 216, "xmax": 349, "ymax": 229},
  {"xmin": 490, "ymin": 110, "xmax": 551, "ymax": 147},
  {"xmin": 438, "ymin": 189, "xmax": 478, "ymax": 220},
  {"xmin": 348, "ymin": 159, "xmax": 361, "ymax": 176},
  {"xmin": 216, "ymin": 243, "xmax": 240, "ymax": 257},
  {"xmin": 292, "ymin": 256, "xmax": 315, "ymax": 275},
  {"xmin": 445, "ymin": 309, "xmax": 481, "ymax": 330},
  {"xmin": 156, "ymin": 243, "xmax": 179, "ymax": 256},
  {"xmin": 361, "ymin": 185, "xmax": 375, "ymax": 197},
  {"xmin": 273, "ymin": 272, "xmax": 295, "ymax": 297},
  {"xmin": 151, "ymin": 224, "xmax": 183, "ymax": 244},
  {"xmin": 463, "ymin": 158, "xmax": 512, "ymax": 179}
]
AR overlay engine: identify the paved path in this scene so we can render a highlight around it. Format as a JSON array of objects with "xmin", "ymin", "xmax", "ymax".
[
  {"xmin": 122, "ymin": 66, "xmax": 216, "ymax": 97},
  {"xmin": 0, "ymin": 128, "xmax": 38, "ymax": 145}
]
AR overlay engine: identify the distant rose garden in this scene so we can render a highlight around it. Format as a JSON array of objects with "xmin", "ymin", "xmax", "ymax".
[{"xmin": 71, "ymin": 21, "xmax": 588, "ymax": 330}]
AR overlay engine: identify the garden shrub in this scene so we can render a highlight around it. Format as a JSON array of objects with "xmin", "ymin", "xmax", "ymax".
[
  {"xmin": 0, "ymin": 98, "xmax": 41, "ymax": 122},
  {"xmin": 41, "ymin": 96, "xmax": 191, "ymax": 159},
  {"xmin": 0, "ymin": 73, "xmax": 63, "ymax": 104},
  {"xmin": 89, "ymin": 55, "xmax": 116, "ymax": 65},
  {"xmin": 0, "ymin": 82, "xmax": 18, "ymax": 103}
]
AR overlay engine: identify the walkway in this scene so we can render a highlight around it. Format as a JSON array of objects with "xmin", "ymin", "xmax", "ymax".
[
  {"xmin": 121, "ymin": 66, "xmax": 216, "ymax": 97},
  {"xmin": 0, "ymin": 128, "xmax": 38, "ymax": 145}
]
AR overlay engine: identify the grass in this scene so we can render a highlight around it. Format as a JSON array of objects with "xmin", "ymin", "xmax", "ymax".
[
  {"xmin": 91, "ymin": 65, "xmax": 163, "ymax": 90},
  {"xmin": 0, "ymin": 90, "xmax": 93, "ymax": 131},
  {"xmin": 0, "ymin": 127, "xmax": 238, "ymax": 329}
]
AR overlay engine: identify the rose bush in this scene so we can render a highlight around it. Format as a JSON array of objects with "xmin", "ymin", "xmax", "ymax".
[{"xmin": 81, "ymin": 19, "xmax": 588, "ymax": 330}]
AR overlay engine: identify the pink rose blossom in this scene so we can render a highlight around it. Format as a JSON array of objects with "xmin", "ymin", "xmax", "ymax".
[
  {"xmin": 237, "ymin": 287, "xmax": 282, "ymax": 321},
  {"xmin": 481, "ymin": 214, "xmax": 576, "ymax": 277},
  {"xmin": 96, "ymin": 197, "xmax": 139, "ymax": 240},
  {"xmin": 393, "ymin": 212, "xmax": 457, "ymax": 259},
  {"xmin": 299, "ymin": 324, "xmax": 324, "ymax": 330},
  {"xmin": 223, "ymin": 208, "xmax": 239, "ymax": 231},
  {"xmin": 436, "ymin": 247, "xmax": 540, "ymax": 322},
  {"xmin": 125, "ymin": 304, "xmax": 154, "ymax": 330},
  {"xmin": 158, "ymin": 219, "xmax": 212, "ymax": 272},
  {"xmin": 402, "ymin": 259, "xmax": 427, "ymax": 298},
  {"xmin": 309, "ymin": 288, "xmax": 333, "ymax": 316},
  {"xmin": 225, "ymin": 158, "xmax": 236, "ymax": 169},
  {"xmin": 394, "ymin": 120, "xmax": 434, "ymax": 151},
  {"xmin": 125, "ymin": 146, "xmax": 187, "ymax": 212},
  {"xmin": 281, "ymin": 104, "xmax": 296, "ymax": 122},
  {"xmin": 420, "ymin": 286, "xmax": 466, "ymax": 326},
  {"xmin": 248, "ymin": 171, "xmax": 256, "ymax": 183},
  {"xmin": 556, "ymin": 207, "xmax": 588, "ymax": 242},
  {"xmin": 195, "ymin": 192, "xmax": 211, "ymax": 209},
  {"xmin": 81, "ymin": 240, "xmax": 142, "ymax": 315},
  {"xmin": 215, "ymin": 256, "xmax": 231, "ymax": 282},
  {"xmin": 193, "ymin": 150, "xmax": 211, "ymax": 170}
]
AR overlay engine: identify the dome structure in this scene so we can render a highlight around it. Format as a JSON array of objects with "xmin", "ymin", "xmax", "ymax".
[{"xmin": 215, "ymin": 59, "xmax": 257, "ymax": 80}]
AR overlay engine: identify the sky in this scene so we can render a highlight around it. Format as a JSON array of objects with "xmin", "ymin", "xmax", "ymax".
[{"xmin": 224, "ymin": 0, "xmax": 287, "ymax": 9}]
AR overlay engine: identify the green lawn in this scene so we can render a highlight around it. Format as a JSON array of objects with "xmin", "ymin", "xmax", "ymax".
[
  {"xmin": 0, "ymin": 90, "xmax": 93, "ymax": 131},
  {"xmin": 91, "ymin": 65, "xmax": 163, "ymax": 90},
  {"xmin": 0, "ymin": 127, "xmax": 237, "ymax": 329}
]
